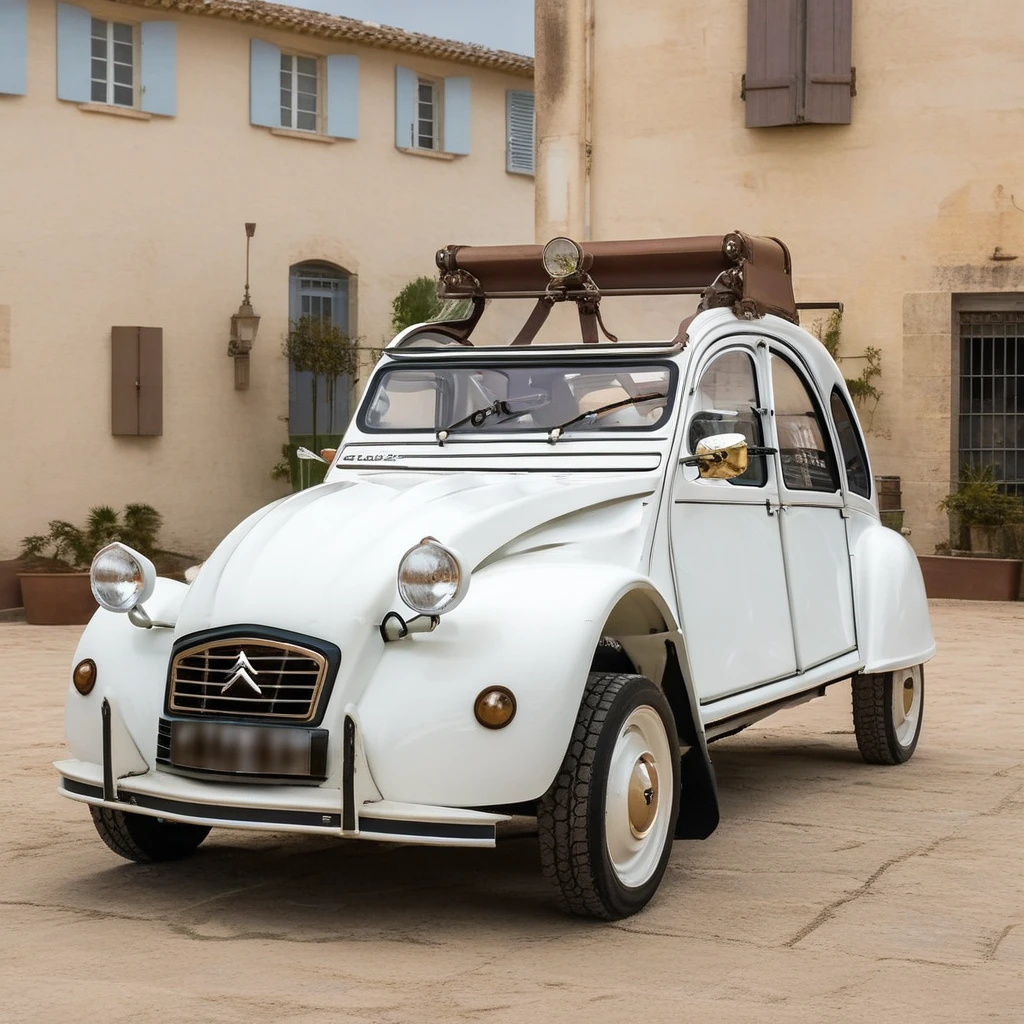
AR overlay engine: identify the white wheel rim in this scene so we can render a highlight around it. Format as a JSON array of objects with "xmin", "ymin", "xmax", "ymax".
[
  {"xmin": 892, "ymin": 665, "xmax": 922, "ymax": 746},
  {"xmin": 604, "ymin": 705, "xmax": 674, "ymax": 889}
]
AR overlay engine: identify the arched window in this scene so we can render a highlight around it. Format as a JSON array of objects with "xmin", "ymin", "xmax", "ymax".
[{"xmin": 287, "ymin": 261, "xmax": 351, "ymax": 438}]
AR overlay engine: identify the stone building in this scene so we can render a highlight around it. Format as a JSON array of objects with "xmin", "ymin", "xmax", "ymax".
[
  {"xmin": 0, "ymin": 0, "xmax": 535, "ymax": 560},
  {"xmin": 533, "ymin": 0, "xmax": 1024, "ymax": 553}
]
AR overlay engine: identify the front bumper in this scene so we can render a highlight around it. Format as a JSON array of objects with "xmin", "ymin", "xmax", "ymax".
[{"xmin": 55, "ymin": 758, "xmax": 506, "ymax": 848}]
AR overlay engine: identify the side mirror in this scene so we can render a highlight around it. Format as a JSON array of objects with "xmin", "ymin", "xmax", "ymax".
[
  {"xmin": 296, "ymin": 446, "xmax": 327, "ymax": 464},
  {"xmin": 319, "ymin": 448, "xmax": 337, "ymax": 464},
  {"xmin": 682, "ymin": 432, "xmax": 749, "ymax": 480}
]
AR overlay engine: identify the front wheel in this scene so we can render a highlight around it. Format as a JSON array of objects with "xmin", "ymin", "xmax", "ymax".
[
  {"xmin": 90, "ymin": 807, "xmax": 211, "ymax": 863},
  {"xmin": 538, "ymin": 673, "xmax": 680, "ymax": 919},
  {"xmin": 852, "ymin": 664, "xmax": 924, "ymax": 765}
]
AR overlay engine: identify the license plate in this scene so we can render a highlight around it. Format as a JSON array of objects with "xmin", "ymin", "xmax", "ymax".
[{"xmin": 170, "ymin": 721, "xmax": 322, "ymax": 777}]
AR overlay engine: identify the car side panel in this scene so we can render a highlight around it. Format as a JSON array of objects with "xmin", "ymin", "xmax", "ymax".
[{"xmin": 848, "ymin": 511, "xmax": 936, "ymax": 673}]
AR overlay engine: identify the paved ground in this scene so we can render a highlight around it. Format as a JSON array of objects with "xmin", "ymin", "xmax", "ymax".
[{"xmin": 0, "ymin": 600, "xmax": 1021, "ymax": 1023}]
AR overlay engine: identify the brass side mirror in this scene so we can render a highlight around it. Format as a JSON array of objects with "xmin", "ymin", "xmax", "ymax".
[{"xmin": 682, "ymin": 432, "xmax": 749, "ymax": 480}]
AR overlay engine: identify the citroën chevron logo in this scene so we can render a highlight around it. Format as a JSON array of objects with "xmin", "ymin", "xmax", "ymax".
[{"xmin": 221, "ymin": 650, "xmax": 262, "ymax": 696}]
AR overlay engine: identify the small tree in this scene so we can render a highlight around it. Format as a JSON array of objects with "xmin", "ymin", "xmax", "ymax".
[
  {"xmin": 20, "ymin": 504, "xmax": 163, "ymax": 570},
  {"xmin": 282, "ymin": 315, "xmax": 360, "ymax": 454},
  {"xmin": 391, "ymin": 277, "xmax": 443, "ymax": 333}
]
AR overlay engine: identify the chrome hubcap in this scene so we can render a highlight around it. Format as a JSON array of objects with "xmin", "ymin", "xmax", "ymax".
[
  {"xmin": 627, "ymin": 753, "xmax": 659, "ymax": 838},
  {"xmin": 605, "ymin": 706, "xmax": 674, "ymax": 888}
]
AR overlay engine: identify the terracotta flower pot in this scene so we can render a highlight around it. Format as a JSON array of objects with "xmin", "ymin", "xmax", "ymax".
[
  {"xmin": 18, "ymin": 573, "xmax": 97, "ymax": 625},
  {"xmin": 918, "ymin": 555, "xmax": 1023, "ymax": 601}
]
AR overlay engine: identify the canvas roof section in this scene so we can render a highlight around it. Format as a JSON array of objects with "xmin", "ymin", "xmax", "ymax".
[{"xmin": 111, "ymin": 0, "xmax": 534, "ymax": 76}]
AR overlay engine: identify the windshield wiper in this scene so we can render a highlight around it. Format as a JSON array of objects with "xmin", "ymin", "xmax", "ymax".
[
  {"xmin": 436, "ymin": 401, "xmax": 508, "ymax": 445},
  {"xmin": 546, "ymin": 393, "xmax": 668, "ymax": 445}
]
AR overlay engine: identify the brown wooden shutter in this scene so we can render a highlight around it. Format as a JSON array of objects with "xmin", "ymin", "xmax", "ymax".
[
  {"xmin": 137, "ymin": 327, "xmax": 163, "ymax": 435},
  {"xmin": 803, "ymin": 0, "xmax": 853, "ymax": 124},
  {"xmin": 111, "ymin": 326, "xmax": 140, "ymax": 435},
  {"xmin": 111, "ymin": 326, "xmax": 163, "ymax": 436},
  {"xmin": 744, "ymin": 0, "xmax": 800, "ymax": 127}
]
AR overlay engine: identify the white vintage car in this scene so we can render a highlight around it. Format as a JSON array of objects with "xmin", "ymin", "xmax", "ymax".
[{"xmin": 57, "ymin": 233, "xmax": 935, "ymax": 919}]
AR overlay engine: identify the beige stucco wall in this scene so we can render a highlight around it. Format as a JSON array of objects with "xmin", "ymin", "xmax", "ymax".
[
  {"xmin": 0, "ymin": 0, "xmax": 533, "ymax": 560},
  {"xmin": 535, "ymin": 0, "xmax": 1024, "ymax": 553}
]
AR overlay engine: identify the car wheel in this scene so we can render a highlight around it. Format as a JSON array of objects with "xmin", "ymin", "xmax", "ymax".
[
  {"xmin": 89, "ymin": 807, "xmax": 211, "ymax": 863},
  {"xmin": 851, "ymin": 664, "xmax": 924, "ymax": 765},
  {"xmin": 537, "ymin": 672, "xmax": 680, "ymax": 920}
]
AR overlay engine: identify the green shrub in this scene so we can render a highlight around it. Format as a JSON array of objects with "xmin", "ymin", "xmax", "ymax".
[{"xmin": 20, "ymin": 504, "xmax": 164, "ymax": 571}]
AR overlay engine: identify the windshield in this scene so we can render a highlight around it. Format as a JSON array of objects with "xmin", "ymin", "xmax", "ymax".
[{"xmin": 359, "ymin": 363, "xmax": 676, "ymax": 434}]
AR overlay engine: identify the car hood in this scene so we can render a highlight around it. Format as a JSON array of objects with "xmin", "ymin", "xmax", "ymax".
[{"xmin": 175, "ymin": 470, "xmax": 660, "ymax": 639}]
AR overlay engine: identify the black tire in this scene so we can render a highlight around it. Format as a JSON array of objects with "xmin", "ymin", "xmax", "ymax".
[
  {"xmin": 538, "ymin": 673, "xmax": 680, "ymax": 920},
  {"xmin": 90, "ymin": 806, "xmax": 211, "ymax": 863},
  {"xmin": 852, "ymin": 665, "xmax": 924, "ymax": 765}
]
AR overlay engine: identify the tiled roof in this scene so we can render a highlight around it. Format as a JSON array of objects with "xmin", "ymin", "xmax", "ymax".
[{"xmin": 111, "ymin": 0, "xmax": 534, "ymax": 76}]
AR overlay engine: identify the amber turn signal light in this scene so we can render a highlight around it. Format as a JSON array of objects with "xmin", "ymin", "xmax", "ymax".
[
  {"xmin": 474, "ymin": 687, "xmax": 516, "ymax": 729},
  {"xmin": 72, "ymin": 658, "xmax": 97, "ymax": 696}
]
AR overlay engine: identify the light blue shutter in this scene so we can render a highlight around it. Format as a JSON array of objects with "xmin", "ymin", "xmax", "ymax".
[
  {"xmin": 394, "ymin": 65, "xmax": 416, "ymax": 148},
  {"xmin": 443, "ymin": 76, "xmax": 470, "ymax": 155},
  {"xmin": 56, "ymin": 2, "xmax": 90, "ymax": 103},
  {"xmin": 250, "ymin": 38, "xmax": 280, "ymax": 127},
  {"xmin": 140, "ymin": 21, "xmax": 176, "ymax": 116},
  {"xmin": 0, "ymin": 0, "xmax": 27, "ymax": 96},
  {"xmin": 326, "ymin": 54, "xmax": 358, "ymax": 139},
  {"xmin": 506, "ymin": 90, "xmax": 535, "ymax": 174}
]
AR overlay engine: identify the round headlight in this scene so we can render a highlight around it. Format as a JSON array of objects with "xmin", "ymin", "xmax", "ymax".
[
  {"xmin": 90, "ymin": 542, "xmax": 156, "ymax": 613},
  {"xmin": 397, "ymin": 537, "xmax": 469, "ymax": 617},
  {"xmin": 542, "ymin": 236, "xmax": 584, "ymax": 281}
]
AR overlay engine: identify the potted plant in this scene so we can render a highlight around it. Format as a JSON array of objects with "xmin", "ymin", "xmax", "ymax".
[
  {"xmin": 18, "ymin": 504, "xmax": 163, "ymax": 625},
  {"xmin": 938, "ymin": 465, "xmax": 1024, "ymax": 554}
]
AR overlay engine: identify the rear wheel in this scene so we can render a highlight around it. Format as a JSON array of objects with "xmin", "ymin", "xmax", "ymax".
[
  {"xmin": 90, "ymin": 807, "xmax": 210, "ymax": 863},
  {"xmin": 852, "ymin": 664, "xmax": 924, "ymax": 765},
  {"xmin": 538, "ymin": 673, "xmax": 680, "ymax": 919}
]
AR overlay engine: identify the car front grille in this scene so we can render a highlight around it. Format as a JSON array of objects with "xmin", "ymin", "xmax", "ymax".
[{"xmin": 168, "ymin": 637, "xmax": 330, "ymax": 722}]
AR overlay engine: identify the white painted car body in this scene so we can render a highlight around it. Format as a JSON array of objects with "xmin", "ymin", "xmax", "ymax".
[{"xmin": 57, "ymin": 306, "xmax": 935, "ymax": 849}]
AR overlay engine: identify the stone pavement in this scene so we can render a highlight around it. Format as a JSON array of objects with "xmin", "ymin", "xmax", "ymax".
[{"xmin": 0, "ymin": 600, "xmax": 1021, "ymax": 1023}]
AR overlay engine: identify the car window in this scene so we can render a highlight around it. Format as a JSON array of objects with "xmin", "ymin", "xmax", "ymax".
[
  {"xmin": 686, "ymin": 350, "xmax": 765, "ymax": 487},
  {"xmin": 360, "ymin": 363, "xmax": 674, "ymax": 433},
  {"xmin": 770, "ymin": 356, "xmax": 839, "ymax": 492},
  {"xmin": 830, "ymin": 388, "xmax": 871, "ymax": 498}
]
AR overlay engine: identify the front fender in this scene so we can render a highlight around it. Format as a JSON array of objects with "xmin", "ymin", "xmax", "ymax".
[
  {"xmin": 357, "ymin": 559, "xmax": 678, "ymax": 807},
  {"xmin": 850, "ymin": 514, "xmax": 936, "ymax": 673},
  {"xmin": 64, "ymin": 578, "xmax": 188, "ymax": 768}
]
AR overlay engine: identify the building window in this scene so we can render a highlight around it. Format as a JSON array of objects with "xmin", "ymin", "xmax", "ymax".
[
  {"xmin": 280, "ymin": 53, "xmax": 319, "ymax": 132},
  {"xmin": 416, "ymin": 77, "xmax": 439, "ymax": 150},
  {"xmin": 90, "ymin": 18, "xmax": 135, "ymax": 107},
  {"xmin": 959, "ymin": 312, "xmax": 1024, "ymax": 495}
]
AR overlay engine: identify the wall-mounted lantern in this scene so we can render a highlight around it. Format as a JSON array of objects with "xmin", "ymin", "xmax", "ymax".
[{"xmin": 228, "ymin": 222, "xmax": 261, "ymax": 390}]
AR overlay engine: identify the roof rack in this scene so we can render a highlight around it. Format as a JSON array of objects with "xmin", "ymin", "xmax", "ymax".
[{"xmin": 403, "ymin": 232, "xmax": 798, "ymax": 348}]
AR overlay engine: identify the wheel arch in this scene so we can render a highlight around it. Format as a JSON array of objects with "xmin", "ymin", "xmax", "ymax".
[{"xmin": 595, "ymin": 586, "xmax": 720, "ymax": 841}]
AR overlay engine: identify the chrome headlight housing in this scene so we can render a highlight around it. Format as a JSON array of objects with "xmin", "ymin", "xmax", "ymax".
[
  {"xmin": 90, "ymin": 542, "xmax": 156, "ymax": 613},
  {"xmin": 397, "ymin": 537, "xmax": 469, "ymax": 616}
]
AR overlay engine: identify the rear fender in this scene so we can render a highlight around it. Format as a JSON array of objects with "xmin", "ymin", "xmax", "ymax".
[{"xmin": 850, "ymin": 515, "xmax": 936, "ymax": 673}]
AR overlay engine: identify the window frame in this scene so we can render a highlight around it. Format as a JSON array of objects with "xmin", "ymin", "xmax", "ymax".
[
  {"xmin": 685, "ymin": 347, "xmax": 768, "ymax": 489},
  {"xmin": 279, "ymin": 50, "xmax": 323, "ymax": 133},
  {"xmin": 414, "ymin": 75, "xmax": 442, "ymax": 151},
  {"xmin": 768, "ymin": 351, "xmax": 841, "ymax": 496},
  {"xmin": 90, "ymin": 17, "xmax": 139, "ymax": 109},
  {"xmin": 357, "ymin": 360, "xmax": 678, "ymax": 436},
  {"xmin": 829, "ymin": 386, "xmax": 871, "ymax": 499}
]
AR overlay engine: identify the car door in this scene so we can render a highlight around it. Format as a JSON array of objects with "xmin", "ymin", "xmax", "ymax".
[
  {"xmin": 671, "ymin": 344, "xmax": 798, "ymax": 704},
  {"xmin": 767, "ymin": 348, "xmax": 857, "ymax": 671}
]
